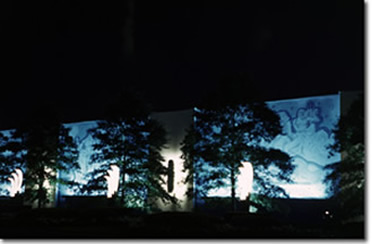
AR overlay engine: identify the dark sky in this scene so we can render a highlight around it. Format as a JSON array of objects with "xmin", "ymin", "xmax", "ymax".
[{"xmin": 0, "ymin": 0, "xmax": 364, "ymax": 129}]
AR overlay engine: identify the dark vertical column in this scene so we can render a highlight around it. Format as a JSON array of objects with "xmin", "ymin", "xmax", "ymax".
[
  {"xmin": 231, "ymin": 168, "xmax": 236, "ymax": 212},
  {"xmin": 167, "ymin": 160, "xmax": 174, "ymax": 193}
]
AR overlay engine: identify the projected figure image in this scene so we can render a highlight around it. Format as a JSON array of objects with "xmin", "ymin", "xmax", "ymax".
[
  {"xmin": 288, "ymin": 104, "xmax": 327, "ymax": 162},
  {"xmin": 267, "ymin": 95, "xmax": 340, "ymax": 198},
  {"xmin": 269, "ymin": 111, "xmax": 292, "ymax": 148}
]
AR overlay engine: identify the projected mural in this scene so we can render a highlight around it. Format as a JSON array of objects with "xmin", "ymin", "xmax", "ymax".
[
  {"xmin": 266, "ymin": 94, "xmax": 340, "ymax": 198},
  {"xmin": 208, "ymin": 94, "xmax": 341, "ymax": 199}
]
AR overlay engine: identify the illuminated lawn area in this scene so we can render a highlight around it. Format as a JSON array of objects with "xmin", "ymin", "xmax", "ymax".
[{"xmin": 0, "ymin": 208, "xmax": 364, "ymax": 239}]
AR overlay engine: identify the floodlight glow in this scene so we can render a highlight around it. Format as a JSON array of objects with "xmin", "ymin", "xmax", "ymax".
[
  {"xmin": 105, "ymin": 165, "xmax": 120, "ymax": 198},
  {"xmin": 278, "ymin": 183, "xmax": 327, "ymax": 198},
  {"xmin": 11, "ymin": 172, "xmax": 18, "ymax": 192},
  {"xmin": 238, "ymin": 162, "xmax": 253, "ymax": 201},
  {"xmin": 110, "ymin": 165, "xmax": 120, "ymax": 193},
  {"xmin": 7, "ymin": 177, "xmax": 15, "ymax": 197},
  {"xmin": 7, "ymin": 168, "xmax": 23, "ymax": 197},
  {"xmin": 104, "ymin": 175, "xmax": 112, "ymax": 198},
  {"xmin": 15, "ymin": 169, "xmax": 23, "ymax": 192},
  {"xmin": 162, "ymin": 151, "xmax": 188, "ymax": 201}
]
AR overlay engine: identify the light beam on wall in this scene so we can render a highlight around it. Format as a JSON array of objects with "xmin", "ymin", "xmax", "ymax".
[
  {"xmin": 8, "ymin": 168, "xmax": 23, "ymax": 197},
  {"xmin": 7, "ymin": 177, "xmax": 15, "ymax": 197},
  {"xmin": 164, "ymin": 152, "xmax": 187, "ymax": 201},
  {"xmin": 105, "ymin": 165, "xmax": 120, "ymax": 198},
  {"xmin": 238, "ymin": 162, "xmax": 254, "ymax": 201},
  {"xmin": 15, "ymin": 169, "xmax": 23, "ymax": 193}
]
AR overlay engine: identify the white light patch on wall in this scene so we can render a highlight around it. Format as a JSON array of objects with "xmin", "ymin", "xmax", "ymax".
[
  {"xmin": 161, "ymin": 151, "xmax": 188, "ymax": 202},
  {"xmin": 105, "ymin": 165, "xmax": 120, "ymax": 198},
  {"xmin": 208, "ymin": 187, "xmax": 230, "ymax": 197},
  {"xmin": 238, "ymin": 162, "xmax": 253, "ymax": 200},
  {"xmin": 43, "ymin": 167, "xmax": 55, "ymax": 192},
  {"xmin": 8, "ymin": 168, "xmax": 23, "ymax": 197},
  {"xmin": 15, "ymin": 169, "xmax": 23, "ymax": 192},
  {"xmin": 278, "ymin": 183, "xmax": 327, "ymax": 198},
  {"xmin": 208, "ymin": 162, "xmax": 254, "ymax": 199}
]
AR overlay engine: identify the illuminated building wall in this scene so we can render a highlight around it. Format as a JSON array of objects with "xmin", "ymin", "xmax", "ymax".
[
  {"xmin": 0, "ymin": 130, "xmax": 57, "ymax": 207},
  {"xmin": 0, "ymin": 130, "xmax": 16, "ymax": 196},
  {"xmin": 57, "ymin": 110, "xmax": 194, "ymax": 211},
  {"xmin": 151, "ymin": 110, "xmax": 194, "ymax": 211},
  {"xmin": 56, "ymin": 110, "xmax": 193, "ymax": 211},
  {"xmin": 208, "ymin": 94, "xmax": 341, "ymax": 199},
  {"xmin": 0, "ymin": 92, "xmax": 360, "ymax": 207},
  {"xmin": 57, "ymin": 121, "xmax": 99, "ymax": 198}
]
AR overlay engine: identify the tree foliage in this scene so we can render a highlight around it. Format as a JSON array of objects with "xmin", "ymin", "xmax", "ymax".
[
  {"xmin": 80, "ymin": 90, "xmax": 177, "ymax": 210},
  {"xmin": 324, "ymin": 94, "xmax": 365, "ymax": 219},
  {"xmin": 181, "ymin": 74, "xmax": 294, "ymax": 211},
  {"xmin": 0, "ymin": 105, "xmax": 79, "ymax": 208}
]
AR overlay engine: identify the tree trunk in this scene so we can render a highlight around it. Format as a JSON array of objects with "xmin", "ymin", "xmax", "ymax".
[
  {"xmin": 246, "ymin": 194, "xmax": 251, "ymax": 213},
  {"xmin": 38, "ymin": 173, "xmax": 44, "ymax": 208},
  {"xmin": 192, "ymin": 169, "xmax": 198, "ymax": 212},
  {"xmin": 119, "ymin": 155, "xmax": 126, "ymax": 206},
  {"xmin": 194, "ymin": 187, "xmax": 198, "ymax": 212},
  {"xmin": 120, "ymin": 168, "xmax": 126, "ymax": 206},
  {"xmin": 231, "ymin": 168, "xmax": 236, "ymax": 212}
]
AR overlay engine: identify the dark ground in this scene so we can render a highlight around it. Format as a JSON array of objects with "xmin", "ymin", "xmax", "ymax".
[{"xmin": 0, "ymin": 207, "xmax": 364, "ymax": 239}]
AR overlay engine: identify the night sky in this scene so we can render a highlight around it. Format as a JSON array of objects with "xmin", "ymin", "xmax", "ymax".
[{"xmin": 0, "ymin": 0, "xmax": 364, "ymax": 130}]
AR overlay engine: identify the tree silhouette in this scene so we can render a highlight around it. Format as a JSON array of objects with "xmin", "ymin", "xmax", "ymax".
[
  {"xmin": 324, "ymin": 94, "xmax": 365, "ymax": 220},
  {"xmin": 0, "ymin": 105, "xmax": 79, "ymax": 208},
  {"xmin": 80, "ymin": 89, "xmax": 177, "ymax": 210},
  {"xmin": 182, "ymin": 73, "xmax": 294, "ymax": 211}
]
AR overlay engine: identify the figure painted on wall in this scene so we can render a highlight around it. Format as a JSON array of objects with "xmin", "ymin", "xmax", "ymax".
[{"xmin": 267, "ymin": 95, "xmax": 341, "ymax": 198}]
